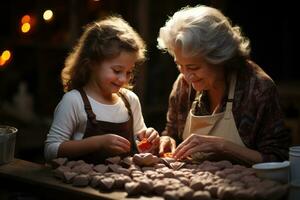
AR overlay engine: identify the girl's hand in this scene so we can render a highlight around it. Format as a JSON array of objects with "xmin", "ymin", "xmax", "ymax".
[
  {"xmin": 91, "ymin": 134, "xmax": 131, "ymax": 155},
  {"xmin": 173, "ymin": 134, "xmax": 227, "ymax": 160},
  {"xmin": 136, "ymin": 127, "xmax": 160, "ymax": 154},
  {"xmin": 158, "ymin": 136, "xmax": 176, "ymax": 156}
]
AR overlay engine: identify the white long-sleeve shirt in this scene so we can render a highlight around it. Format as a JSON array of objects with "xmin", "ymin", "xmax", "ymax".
[{"xmin": 44, "ymin": 88, "xmax": 146, "ymax": 161}]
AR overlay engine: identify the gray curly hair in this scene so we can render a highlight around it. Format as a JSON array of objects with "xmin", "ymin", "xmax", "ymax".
[{"xmin": 157, "ymin": 5, "xmax": 250, "ymax": 64}]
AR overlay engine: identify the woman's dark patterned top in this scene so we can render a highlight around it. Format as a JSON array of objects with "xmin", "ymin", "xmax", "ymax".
[{"xmin": 161, "ymin": 60, "xmax": 290, "ymax": 162}]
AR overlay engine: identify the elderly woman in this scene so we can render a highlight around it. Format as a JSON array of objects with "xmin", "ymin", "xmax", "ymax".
[{"xmin": 157, "ymin": 5, "xmax": 290, "ymax": 165}]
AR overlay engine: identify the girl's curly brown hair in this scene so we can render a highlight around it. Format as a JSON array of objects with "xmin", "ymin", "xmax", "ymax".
[{"xmin": 61, "ymin": 16, "xmax": 146, "ymax": 92}]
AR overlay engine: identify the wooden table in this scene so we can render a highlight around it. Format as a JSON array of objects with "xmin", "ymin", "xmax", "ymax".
[{"xmin": 0, "ymin": 159, "xmax": 162, "ymax": 200}]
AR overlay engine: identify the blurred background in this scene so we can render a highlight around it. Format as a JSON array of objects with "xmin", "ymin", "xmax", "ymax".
[{"xmin": 0, "ymin": 0, "xmax": 299, "ymax": 163}]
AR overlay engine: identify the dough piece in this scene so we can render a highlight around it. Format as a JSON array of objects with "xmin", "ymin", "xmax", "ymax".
[
  {"xmin": 163, "ymin": 190, "xmax": 179, "ymax": 200},
  {"xmin": 169, "ymin": 161, "xmax": 185, "ymax": 170},
  {"xmin": 72, "ymin": 174, "xmax": 90, "ymax": 187},
  {"xmin": 63, "ymin": 171, "xmax": 78, "ymax": 183},
  {"xmin": 105, "ymin": 156, "xmax": 121, "ymax": 164},
  {"xmin": 99, "ymin": 177, "xmax": 115, "ymax": 191},
  {"xmin": 125, "ymin": 182, "xmax": 142, "ymax": 196},
  {"xmin": 90, "ymin": 175, "xmax": 104, "ymax": 188},
  {"xmin": 53, "ymin": 165, "xmax": 71, "ymax": 179},
  {"xmin": 192, "ymin": 191, "xmax": 212, "ymax": 200},
  {"xmin": 50, "ymin": 157, "xmax": 68, "ymax": 168},
  {"xmin": 132, "ymin": 153, "xmax": 160, "ymax": 166},
  {"xmin": 93, "ymin": 164, "xmax": 108, "ymax": 173}
]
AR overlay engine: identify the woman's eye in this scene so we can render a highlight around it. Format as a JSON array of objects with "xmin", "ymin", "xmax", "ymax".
[{"xmin": 188, "ymin": 66, "xmax": 199, "ymax": 71}]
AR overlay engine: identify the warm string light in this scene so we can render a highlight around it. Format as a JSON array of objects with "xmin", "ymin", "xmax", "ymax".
[
  {"xmin": 20, "ymin": 14, "xmax": 32, "ymax": 33},
  {"xmin": 43, "ymin": 10, "xmax": 53, "ymax": 21},
  {"xmin": 21, "ymin": 22, "xmax": 31, "ymax": 33},
  {"xmin": 19, "ymin": 9, "xmax": 55, "ymax": 34},
  {"xmin": 21, "ymin": 15, "xmax": 31, "ymax": 24},
  {"xmin": 4, "ymin": 9, "xmax": 56, "ymax": 68},
  {"xmin": 0, "ymin": 50, "xmax": 12, "ymax": 67}
]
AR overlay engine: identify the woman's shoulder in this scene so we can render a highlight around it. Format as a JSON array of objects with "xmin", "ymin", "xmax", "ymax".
[
  {"xmin": 245, "ymin": 60, "xmax": 276, "ymax": 91},
  {"xmin": 240, "ymin": 60, "xmax": 275, "ymax": 90}
]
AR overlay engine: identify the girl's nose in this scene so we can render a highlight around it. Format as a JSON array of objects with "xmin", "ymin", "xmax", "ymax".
[{"xmin": 118, "ymin": 73, "xmax": 127, "ymax": 83}]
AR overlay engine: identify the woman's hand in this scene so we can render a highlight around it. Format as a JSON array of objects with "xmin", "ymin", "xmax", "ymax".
[
  {"xmin": 89, "ymin": 134, "xmax": 131, "ymax": 155},
  {"xmin": 173, "ymin": 134, "xmax": 227, "ymax": 160},
  {"xmin": 136, "ymin": 127, "xmax": 160, "ymax": 154},
  {"xmin": 159, "ymin": 135, "xmax": 176, "ymax": 156}
]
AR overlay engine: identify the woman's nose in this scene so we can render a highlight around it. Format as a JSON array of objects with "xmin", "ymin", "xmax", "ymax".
[{"xmin": 180, "ymin": 66, "xmax": 191, "ymax": 76}]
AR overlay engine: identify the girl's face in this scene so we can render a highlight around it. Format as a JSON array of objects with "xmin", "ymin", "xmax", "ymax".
[
  {"xmin": 173, "ymin": 47, "xmax": 224, "ymax": 91},
  {"xmin": 91, "ymin": 51, "xmax": 137, "ymax": 95}
]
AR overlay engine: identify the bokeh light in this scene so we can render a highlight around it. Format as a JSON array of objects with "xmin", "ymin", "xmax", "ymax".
[
  {"xmin": 0, "ymin": 50, "xmax": 12, "ymax": 67},
  {"xmin": 21, "ymin": 22, "xmax": 31, "ymax": 33},
  {"xmin": 21, "ymin": 15, "xmax": 31, "ymax": 24},
  {"xmin": 2, "ymin": 50, "xmax": 11, "ymax": 61},
  {"xmin": 43, "ymin": 10, "xmax": 53, "ymax": 21}
]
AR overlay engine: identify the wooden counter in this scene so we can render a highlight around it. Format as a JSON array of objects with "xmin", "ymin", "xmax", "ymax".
[{"xmin": 0, "ymin": 159, "xmax": 162, "ymax": 200}]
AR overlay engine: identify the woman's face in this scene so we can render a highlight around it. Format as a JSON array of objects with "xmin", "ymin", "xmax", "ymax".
[
  {"xmin": 91, "ymin": 51, "xmax": 137, "ymax": 95},
  {"xmin": 173, "ymin": 47, "xmax": 223, "ymax": 91}
]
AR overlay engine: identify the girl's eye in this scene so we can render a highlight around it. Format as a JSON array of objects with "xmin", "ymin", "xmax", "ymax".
[
  {"xmin": 113, "ymin": 69, "xmax": 121, "ymax": 74},
  {"xmin": 126, "ymin": 71, "xmax": 133, "ymax": 77}
]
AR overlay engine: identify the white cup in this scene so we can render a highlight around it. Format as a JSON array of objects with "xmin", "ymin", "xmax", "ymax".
[{"xmin": 289, "ymin": 146, "xmax": 300, "ymax": 182}]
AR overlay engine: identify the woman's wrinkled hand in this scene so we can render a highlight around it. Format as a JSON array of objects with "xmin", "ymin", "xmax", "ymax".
[
  {"xmin": 136, "ymin": 127, "xmax": 160, "ymax": 154},
  {"xmin": 173, "ymin": 134, "xmax": 227, "ymax": 160},
  {"xmin": 159, "ymin": 135, "xmax": 176, "ymax": 156}
]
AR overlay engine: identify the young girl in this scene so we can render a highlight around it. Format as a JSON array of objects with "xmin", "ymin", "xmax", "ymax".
[{"xmin": 44, "ymin": 16, "xmax": 159, "ymax": 163}]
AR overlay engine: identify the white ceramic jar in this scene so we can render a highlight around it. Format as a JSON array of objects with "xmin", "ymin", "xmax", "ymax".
[
  {"xmin": 289, "ymin": 180, "xmax": 300, "ymax": 200},
  {"xmin": 0, "ymin": 125, "xmax": 18, "ymax": 164}
]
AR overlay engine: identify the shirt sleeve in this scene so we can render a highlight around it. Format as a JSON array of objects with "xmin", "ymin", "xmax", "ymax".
[
  {"xmin": 124, "ymin": 89, "xmax": 146, "ymax": 135},
  {"xmin": 162, "ymin": 77, "xmax": 179, "ymax": 138},
  {"xmin": 254, "ymin": 85, "xmax": 290, "ymax": 162},
  {"xmin": 44, "ymin": 91, "xmax": 83, "ymax": 161},
  {"xmin": 161, "ymin": 74, "xmax": 190, "ymax": 143}
]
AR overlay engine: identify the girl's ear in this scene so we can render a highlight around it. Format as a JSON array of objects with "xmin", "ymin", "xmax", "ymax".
[
  {"xmin": 87, "ymin": 59, "xmax": 97, "ymax": 71},
  {"xmin": 88, "ymin": 59, "xmax": 103, "ymax": 70}
]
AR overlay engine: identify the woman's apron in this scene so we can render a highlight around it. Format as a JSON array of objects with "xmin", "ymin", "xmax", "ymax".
[
  {"xmin": 182, "ymin": 74, "xmax": 246, "ymax": 163},
  {"xmin": 77, "ymin": 88, "xmax": 136, "ymax": 164}
]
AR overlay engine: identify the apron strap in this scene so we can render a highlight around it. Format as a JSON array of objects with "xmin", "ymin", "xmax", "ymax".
[
  {"xmin": 117, "ymin": 91, "xmax": 134, "ymax": 133},
  {"xmin": 224, "ymin": 73, "xmax": 237, "ymax": 119},
  {"xmin": 78, "ymin": 88, "xmax": 97, "ymax": 123},
  {"xmin": 117, "ymin": 91, "xmax": 133, "ymax": 118},
  {"xmin": 117, "ymin": 91, "xmax": 136, "ymax": 152}
]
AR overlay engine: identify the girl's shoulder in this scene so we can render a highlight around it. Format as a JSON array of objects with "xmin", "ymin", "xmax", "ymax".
[
  {"xmin": 62, "ymin": 89, "xmax": 81, "ymax": 98},
  {"xmin": 119, "ymin": 88, "xmax": 140, "ymax": 103},
  {"xmin": 60, "ymin": 89, "xmax": 83, "ymax": 105}
]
